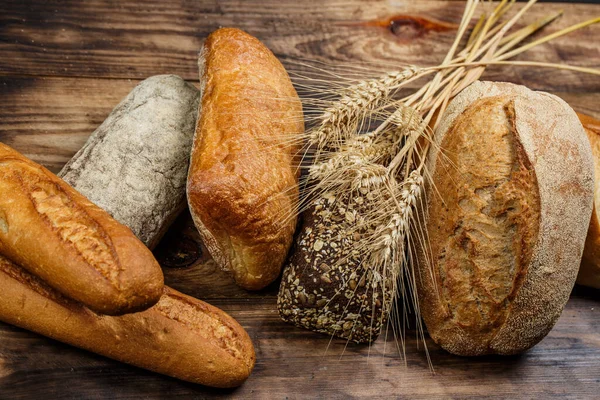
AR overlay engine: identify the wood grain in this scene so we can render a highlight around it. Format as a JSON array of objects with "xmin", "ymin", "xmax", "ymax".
[
  {"xmin": 0, "ymin": 0, "xmax": 599, "ymax": 398},
  {"xmin": 0, "ymin": 0, "xmax": 598, "ymax": 89}
]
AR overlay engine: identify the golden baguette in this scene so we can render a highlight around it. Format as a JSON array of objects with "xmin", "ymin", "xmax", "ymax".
[
  {"xmin": 0, "ymin": 254, "xmax": 255, "ymax": 388},
  {"xmin": 0, "ymin": 143, "xmax": 163, "ymax": 315}
]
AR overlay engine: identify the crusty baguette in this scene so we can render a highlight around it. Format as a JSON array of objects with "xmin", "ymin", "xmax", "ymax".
[
  {"xmin": 59, "ymin": 75, "xmax": 200, "ymax": 249},
  {"xmin": 0, "ymin": 254, "xmax": 255, "ymax": 388},
  {"xmin": 577, "ymin": 112, "xmax": 600, "ymax": 290},
  {"xmin": 187, "ymin": 28, "xmax": 303, "ymax": 290},
  {"xmin": 0, "ymin": 143, "xmax": 164, "ymax": 315},
  {"xmin": 416, "ymin": 81, "xmax": 593, "ymax": 355}
]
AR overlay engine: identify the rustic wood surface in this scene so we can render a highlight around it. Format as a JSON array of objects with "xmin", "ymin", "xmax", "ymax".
[{"xmin": 0, "ymin": 0, "xmax": 599, "ymax": 398}]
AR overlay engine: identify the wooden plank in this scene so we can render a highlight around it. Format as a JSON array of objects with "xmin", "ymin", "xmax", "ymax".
[
  {"xmin": 0, "ymin": 289, "xmax": 597, "ymax": 398},
  {"xmin": 0, "ymin": 1, "xmax": 598, "ymax": 91}
]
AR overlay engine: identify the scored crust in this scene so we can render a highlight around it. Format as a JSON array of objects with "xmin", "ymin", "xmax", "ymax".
[
  {"xmin": 418, "ymin": 81, "xmax": 594, "ymax": 355},
  {"xmin": 0, "ymin": 143, "xmax": 164, "ymax": 315},
  {"xmin": 0, "ymin": 255, "xmax": 255, "ymax": 388},
  {"xmin": 187, "ymin": 28, "xmax": 303, "ymax": 290}
]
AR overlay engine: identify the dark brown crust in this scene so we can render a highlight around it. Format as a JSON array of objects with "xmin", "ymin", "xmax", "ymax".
[
  {"xmin": 277, "ymin": 193, "xmax": 391, "ymax": 344},
  {"xmin": 0, "ymin": 255, "xmax": 255, "ymax": 388},
  {"xmin": 187, "ymin": 28, "xmax": 303, "ymax": 290},
  {"xmin": 577, "ymin": 112, "xmax": 600, "ymax": 289},
  {"xmin": 0, "ymin": 143, "xmax": 164, "ymax": 315}
]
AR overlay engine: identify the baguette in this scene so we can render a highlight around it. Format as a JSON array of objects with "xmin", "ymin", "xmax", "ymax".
[
  {"xmin": 577, "ymin": 112, "xmax": 600, "ymax": 289},
  {"xmin": 187, "ymin": 28, "xmax": 303, "ymax": 290},
  {"xmin": 416, "ymin": 81, "xmax": 593, "ymax": 355},
  {"xmin": 0, "ymin": 254, "xmax": 255, "ymax": 388},
  {"xmin": 0, "ymin": 143, "xmax": 164, "ymax": 315}
]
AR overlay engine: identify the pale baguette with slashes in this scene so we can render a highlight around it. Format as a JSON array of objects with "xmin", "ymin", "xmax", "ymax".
[
  {"xmin": 0, "ymin": 255, "xmax": 255, "ymax": 387},
  {"xmin": 417, "ymin": 81, "xmax": 594, "ymax": 355},
  {"xmin": 0, "ymin": 143, "xmax": 163, "ymax": 315}
]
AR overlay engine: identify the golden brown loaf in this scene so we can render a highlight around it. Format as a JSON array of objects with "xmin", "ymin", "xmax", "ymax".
[
  {"xmin": 577, "ymin": 112, "xmax": 600, "ymax": 290},
  {"xmin": 187, "ymin": 28, "xmax": 303, "ymax": 290},
  {"xmin": 0, "ymin": 143, "xmax": 164, "ymax": 315},
  {"xmin": 0, "ymin": 254, "xmax": 255, "ymax": 388},
  {"xmin": 417, "ymin": 81, "xmax": 594, "ymax": 356}
]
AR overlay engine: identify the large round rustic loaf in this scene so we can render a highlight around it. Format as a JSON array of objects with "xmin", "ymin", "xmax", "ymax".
[
  {"xmin": 416, "ymin": 81, "xmax": 594, "ymax": 356},
  {"xmin": 60, "ymin": 75, "xmax": 200, "ymax": 249},
  {"xmin": 577, "ymin": 112, "xmax": 600, "ymax": 290}
]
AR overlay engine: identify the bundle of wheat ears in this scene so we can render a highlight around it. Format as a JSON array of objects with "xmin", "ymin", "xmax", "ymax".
[{"xmin": 273, "ymin": 0, "xmax": 599, "ymax": 357}]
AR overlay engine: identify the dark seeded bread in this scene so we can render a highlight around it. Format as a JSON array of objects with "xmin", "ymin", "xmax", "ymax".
[{"xmin": 278, "ymin": 191, "xmax": 393, "ymax": 344}]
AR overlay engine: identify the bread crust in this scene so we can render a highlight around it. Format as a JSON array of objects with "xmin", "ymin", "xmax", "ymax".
[
  {"xmin": 577, "ymin": 112, "xmax": 600, "ymax": 289},
  {"xmin": 187, "ymin": 28, "xmax": 303, "ymax": 290},
  {"xmin": 418, "ymin": 81, "xmax": 594, "ymax": 355},
  {"xmin": 0, "ymin": 255, "xmax": 255, "ymax": 388},
  {"xmin": 0, "ymin": 143, "xmax": 164, "ymax": 315},
  {"xmin": 59, "ymin": 75, "xmax": 200, "ymax": 250}
]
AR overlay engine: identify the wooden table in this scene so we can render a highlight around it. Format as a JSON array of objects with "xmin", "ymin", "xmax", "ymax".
[{"xmin": 1, "ymin": 0, "xmax": 599, "ymax": 398}]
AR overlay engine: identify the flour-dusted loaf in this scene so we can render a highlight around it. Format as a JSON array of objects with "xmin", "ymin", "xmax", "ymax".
[
  {"xmin": 60, "ymin": 75, "xmax": 200, "ymax": 249},
  {"xmin": 187, "ymin": 28, "xmax": 303, "ymax": 290},
  {"xmin": 577, "ymin": 112, "xmax": 600, "ymax": 290},
  {"xmin": 0, "ymin": 143, "xmax": 164, "ymax": 315},
  {"xmin": 0, "ymin": 255, "xmax": 255, "ymax": 388},
  {"xmin": 417, "ymin": 81, "xmax": 594, "ymax": 356}
]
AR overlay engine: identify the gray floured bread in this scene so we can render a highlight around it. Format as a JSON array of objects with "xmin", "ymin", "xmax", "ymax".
[
  {"xmin": 416, "ymin": 81, "xmax": 594, "ymax": 356},
  {"xmin": 60, "ymin": 75, "xmax": 200, "ymax": 249}
]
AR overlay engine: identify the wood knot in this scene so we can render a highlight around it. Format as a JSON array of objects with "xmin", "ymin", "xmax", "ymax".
[{"xmin": 357, "ymin": 14, "xmax": 458, "ymax": 41}]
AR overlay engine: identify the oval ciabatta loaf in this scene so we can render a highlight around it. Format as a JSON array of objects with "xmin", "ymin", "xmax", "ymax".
[
  {"xmin": 417, "ymin": 81, "xmax": 594, "ymax": 356},
  {"xmin": 187, "ymin": 28, "xmax": 303, "ymax": 290},
  {"xmin": 60, "ymin": 75, "xmax": 200, "ymax": 249}
]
